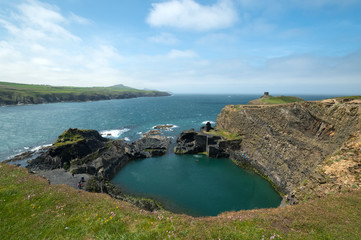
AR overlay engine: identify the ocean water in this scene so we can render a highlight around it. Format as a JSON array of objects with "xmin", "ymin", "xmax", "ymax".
[{"xmin": 0, "ymin": 94, "xmax": 336, "ymax": 216}]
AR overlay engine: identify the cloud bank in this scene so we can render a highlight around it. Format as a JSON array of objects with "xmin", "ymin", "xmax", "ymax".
[{"xmin": 147, "ymin": 0, "xmax": 238, "ymax": 31}]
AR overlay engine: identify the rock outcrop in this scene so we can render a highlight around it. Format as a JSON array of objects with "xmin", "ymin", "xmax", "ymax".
[
  {"xmin": 27, "ymin": 128, "xmax": 172, "ymax": 180},
  {"xmin": 174, "ymin": 128, "xmax": 242, "ymax": 158},
  {"xmin": 215, "ymin": 98, "xmax": 360, "ymax": 196},
  {"xmin": 23, "ymin": 128, "xmax": 172, "ymax": 211}
]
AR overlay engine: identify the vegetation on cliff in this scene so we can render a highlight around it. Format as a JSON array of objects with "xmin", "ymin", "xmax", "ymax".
[
  {"xmin": 0, "ymin": 81, "xmax": 170, "ymax": 105},
  {"xmin": 1, "ymin": 163, "xmax": 360, "ymax": 239},
  {"xmin": 248, "ymin": 93, "xmax": 305, "ymax": 105}
]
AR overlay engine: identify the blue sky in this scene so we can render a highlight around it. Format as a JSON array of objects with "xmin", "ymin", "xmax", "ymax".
[{"xmin": 0, "ymin": 0, "xmax": 360, "ymax": 94}]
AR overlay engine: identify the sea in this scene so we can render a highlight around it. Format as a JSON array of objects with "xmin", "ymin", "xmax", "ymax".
[{"xmin": 0, "ymin": 94, "xmax": 337, "ymax": 216}]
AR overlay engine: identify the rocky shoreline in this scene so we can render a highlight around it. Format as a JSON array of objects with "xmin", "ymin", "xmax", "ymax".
[{"xmin": 8, "ymin": 128, "xmax": 172, "ymax": 211}]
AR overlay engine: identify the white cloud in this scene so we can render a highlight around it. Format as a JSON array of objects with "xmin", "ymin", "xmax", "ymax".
[
  {"xmin": 167, "ymin": 49, "xmax": 198, "ymax": 58},
  {"xmin": 16, "ymin": 0, "xmax": 80, "ymax": 41},
  {"xmin": 149, "ymin": 33, "xmax": 179, "ymax": 45},
  {"xmin": 0, "ymin": 0, "xmax": 127, "ymax": 87},
  {"xmin": 69, "ymin": 12, "xmax": 92, "ymax": 25},
  {"xmin": 147, "ymin": 0, "xmax": 238, "ymax": 31},
  {"xmin": 0, "ymin": 0, "xmax": 80, "ymax": 42}
]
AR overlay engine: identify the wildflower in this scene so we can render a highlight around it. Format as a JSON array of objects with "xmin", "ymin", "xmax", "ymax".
[{"xmin": 27, "ymin": 195, "xmax": 31, "ymax": 200}]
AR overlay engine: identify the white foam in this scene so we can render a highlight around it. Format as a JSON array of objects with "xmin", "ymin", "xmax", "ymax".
[
  {"xmin": 31, "ymin": 144, "xmax": 52, "ymax": 152},
  {"xmin": 124, "ymin": 137, "xmax": 130, "ymax": 141},
  {"xmin": 24, "ymin": 147, "xmax": 30, "ymax": 150},
  {"xmin": 202, "ymin": 121, "xmax": 215, "ymax": 125},
  {"xmin": 137, "ymin": 132, "xmax": 143, "ymax": 135},
  {"xmin": 100, "ymin": 128, "xmax": 130, "ymax": 138}
]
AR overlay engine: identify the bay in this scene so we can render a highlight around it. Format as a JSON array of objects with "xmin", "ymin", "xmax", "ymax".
[{"xmin": 0, "ymin": 94, "xmax": 336, "ymax": 216}]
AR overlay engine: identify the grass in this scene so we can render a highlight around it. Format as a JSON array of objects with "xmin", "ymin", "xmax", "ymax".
[
  {"xmin": 0, "ymin": 81, "xmax": 170, "ymax": 105},
  {"xmin": 207, "ymin": 129, "xmax": 242, "ymax": 140},
  {"xmin": 53, "ymin": 130, "xmax": 88, "ymax": 147},
  {"xmin": 260, "ymin": 96, "xmax": 305, "ymax": 105},
  {"xmin": 1, "ymin": 163, "xmax": 361, "ymax": 239}
]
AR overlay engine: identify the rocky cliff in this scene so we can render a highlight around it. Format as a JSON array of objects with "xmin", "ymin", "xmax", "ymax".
[
  {"xmin": 216, "ymin": 98, "xmax": 361, "ymax": 197},
  {"xmin": 27, "ymin": 128, "xmax": 172, "ymax": 180}
]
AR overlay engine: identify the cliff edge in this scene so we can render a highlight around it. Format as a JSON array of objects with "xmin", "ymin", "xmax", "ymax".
[{"xmin": 216, "ymin": 97, "xmax": 361, "ymax": 200}]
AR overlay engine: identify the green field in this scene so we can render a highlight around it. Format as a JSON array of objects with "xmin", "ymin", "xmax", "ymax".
[
  {"xmin": 1, "ymin": 163, "xmax": 360, "ymax": 239},
  {"xmin": 0, "ymin": 82, "xmax": 170, "ymax": 105}
]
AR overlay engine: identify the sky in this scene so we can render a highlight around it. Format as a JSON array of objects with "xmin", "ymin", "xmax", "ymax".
[{"xmin": 0, "ymin": 0, "xmax": 360, "ymax": 94}]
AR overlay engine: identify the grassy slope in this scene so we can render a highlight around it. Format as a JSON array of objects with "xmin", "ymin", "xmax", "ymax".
[
  {"xmin": 0, "ymin": 82, "xmax": 169, "ymax": 104},
  {"xmin": 260, "ymin": 96, "xmax": 305, "ymax": 105},
  {"xmin": 248, "ymin": 95, "xmax": 305, "ymax": 105},
  {"xmin": 1, "ymin": 163, "xmax": 360, "ymax": 239}
]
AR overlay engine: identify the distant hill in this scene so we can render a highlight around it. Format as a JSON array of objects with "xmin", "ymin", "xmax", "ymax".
[
  {"xmin": 248, "ymin": 92, "xmax": 305, "ymax": 105},
  {"xmin": 110, "ymin": 84, "xmax": 136, "ymax": 90},
  {"xmin": 0, "ymin": 82, "xmax": 170, "ymax": 106}
]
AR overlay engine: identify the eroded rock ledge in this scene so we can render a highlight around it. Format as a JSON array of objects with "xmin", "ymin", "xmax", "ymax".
[
  {"xmin": 23, "ymin": 128, "xmax": 172, "ymax": 211},
  {"xmin": 175, "ymin": 98, "xmax": 361, "ymax": 204}
]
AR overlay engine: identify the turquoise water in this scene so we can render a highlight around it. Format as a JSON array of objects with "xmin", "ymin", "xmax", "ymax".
[
  {"xmin": 0, "ymin": 94, "xmax": 335, "ymax": 216},
  {"xmin": 112, "ymin": 154, "xmax": 281, "ymax": 216}
]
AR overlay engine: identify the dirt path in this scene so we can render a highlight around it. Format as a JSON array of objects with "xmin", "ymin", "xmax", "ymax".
[{"xmin": 34, "ymin": 169, "xmax": 91, "ymax": 190}]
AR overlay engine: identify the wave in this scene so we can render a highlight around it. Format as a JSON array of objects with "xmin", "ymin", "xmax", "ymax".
[
  {"xmin": 7, "ymin": 144, "xmax": 52, "ymax": 160},
  {"xmin": 30, "ymin": 144, "xmax": 52, "ymax": 152},
  {"xmin": 201, "ymin": 121, "xmax": 215, "ymax": 125},
  {"xmin": 100, "ymin": 128, "xmax": 130, "ymax": 138}
]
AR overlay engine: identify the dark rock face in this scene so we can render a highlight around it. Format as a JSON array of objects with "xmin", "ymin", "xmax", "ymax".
[
  {"xmin": 174, "ymin": 129, "xmax": 241, "ymax": 158},
  {"xmin": 130, "ymin": 132, "xmax": 172, "ymax": 158},
  {"xmin": 27, "ymin": 128, "xmax": 172, "ymax": 180},
  {"xmin": 27, "ymin": 129, "xmax": 108, "ymax": 171},
  {"xmin": 200, "ymin": 122, "xmax": 214, "ymax": 132},
  {"xmin": 174, "ymin": 129, "xmax": 207, "ymax": 154}
]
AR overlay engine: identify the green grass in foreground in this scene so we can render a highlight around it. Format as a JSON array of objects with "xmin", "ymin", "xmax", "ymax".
[
  {"xmin": 1, "ymin": 163, "xmax": 361, "ymax": 239},
  {"xmin": 261, "ymin": 96, "xmax": 305, "ymax": 105}
]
